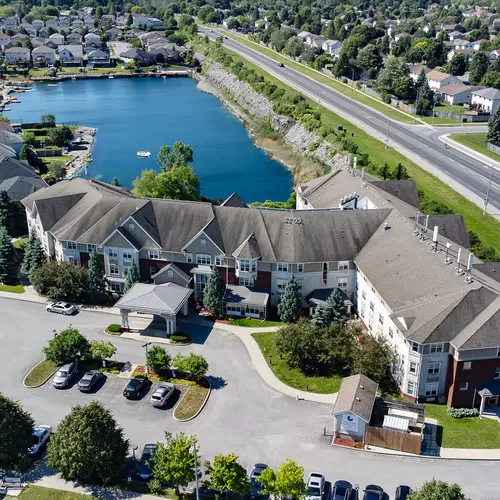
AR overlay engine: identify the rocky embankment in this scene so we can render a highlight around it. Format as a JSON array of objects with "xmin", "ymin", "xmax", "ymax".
[{"xmin": 196, "ymin": 62, "xmax": 347, "ymax": 174}]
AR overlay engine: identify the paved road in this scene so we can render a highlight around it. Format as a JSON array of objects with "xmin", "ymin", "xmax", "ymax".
[
  {"xmin": 200, "ymin": 28, "xmax": 500, "ymax": 214},
  {"xmin": 1, "ymin": 298, "xmax": 499, "ymax": 498}
]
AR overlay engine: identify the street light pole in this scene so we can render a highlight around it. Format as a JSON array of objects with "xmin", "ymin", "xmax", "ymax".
[
  {"xmin": 483, "ymin": 166, "xmax": 492, "ymax": 215},
  {"xmin": 351, "ymin": 67, "xmax": 355, "ymax": 97},
  {"xmin": 385, "ymin": 114, "xmax": 391, "ymax": 149},
  {"xmin": 431, "ymin": 100, "xmax": 437, "ymax": 126},
  {"xmin": 142, "ymin": 342, "xmax": 152, "ymax": 375},
  {"xmin": 191, "ymin": 440, "xmax": 200, "ymax": 500}
]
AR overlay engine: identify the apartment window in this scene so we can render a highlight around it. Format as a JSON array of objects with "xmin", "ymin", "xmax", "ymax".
[
  {"xmin": 215, "ymin": 256, "xmax": 222, "ymax": 266},
  {"xmin": 239, "ymin": 277, "xmax": 254, "ymax": 287},
  {"xmin": 430, "ymin": 343, "xmax": 444, "ymax": 353},
  {"xmin": 368, "ymin": 318, "xmax": 373, "ymax": 331},
  {"xmin": 200, "ymin": 238, "xmax": 207, "ymax": 247},
  {"xmin": 407, "ymin": 381, "xmax": 416, "ymax": 396},
  {"xmin": 463, "ymin": 361, "xmax": 472, "ymax": 370},
  {"xmin": 109, "ymin": 282, "xmax": 121, "ymax": 293},
  {"xmin": 337, "ymin": 277, "xmax": 348, "ymax": 289},
  {"xmin": 338, "ymin": 261, "xmax": 349, "ymax": 271},
  {"xmin": 460, "ymin": 382, "xmax": 468, "ymax": 391},
  {"xmin": 109, "ymin": 263, "xmax": 119, "ymax": 275},
  {"xmin": 239, "ymin": 259, "xmax": 256, "ymax": 272},
  {"xmin": 196, "ymin": 254, "xmax": 212, "ymax": 265},
  {"xmin": 148, "ymin": 249, "xmax": 160, "ymax": 260},
  {"xmin": 494, "ymin": 368, "xmax": 500, "ymax": 380},
  {"xmin": 360, "ymin": 306, "xmax": 365, "ymax": 318},
  {"xmin": 277, "ymin": 262, "xmax": 289, "ymax": 273},
  {"xmin": 66, "ymin": 241, "xmax": 77, "ymax": 250},
  {"xmin": 277, "ymin": 280, "xmax": 287, "ymax": 293},
  {"xmin": 108, "ymin": 248, "xmax": 118, "ymax": 258},
  {"xmin": 128, "ymin": 223, "xmax": 134, "ymax": 232},
  {"xmin": 378, "ymin": 314, "xmax": 384, "ymax": 326},
  {"xmin": 388, "ymin": 327, "xmax": 394, "ymax": 339},
  {"xmin": 425, "ymin": 382, "xmax": 438, "ymax": 396},
  {"xmin": 409, "ymin": 362, "xmax": 418, "ymax": 374},
  {"xmin": 411, "ymin": 341, "xmax": 420, "ymax": 353},
  {"xmin": 186, "ymin": 253, "xmax": 193, "ymax": 263},
  {"xmin": 369, "ymin": 301, "xmax": 374, "ymax": 312},
  {"xmin": 297, "ymin": 263, "xmax": 304, "ymax": 273},
  {"xmin": 123, "ymin": 251, "xmax": 132, "ymax": 260},
  {"xmin": 361, "ymin": 290, "xmax": 366, "ymax": 301},
  {"xmin": 167, "ymin": 270, "xmax": 174, "ymax": 278},
  {"xmin": 87, "ymin": 244, "xmax": 97, "ymax": 253},
  {"xmin": 428, "ymin": 363, "xmax": 440, "ymax": 375},
  {"xmin": 150, "ymin": 267, "xmax": 157, "ymax": 277}
]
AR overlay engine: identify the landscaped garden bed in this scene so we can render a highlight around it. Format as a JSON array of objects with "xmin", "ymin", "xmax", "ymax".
[
  {"xmin": 24, "ymin": 359, "xmax": 58, "ymax": 387},
  {"xmin": 227, "ymin": 317, "xmax": 283, "ymax": 328},
  {"xmin": 333, "ymin": 437, "xmax": 364, "ymax": 449},
  {"xmin": 173, "ymin": 378, "xmax": 211, "ymax": 421},
  {"xmin": 169, "ymin": 333, "xmax": 192, "ymax": 345},
  {"xmin": 106, "ymin": 324, "xmax": 122, "ymax": 335}
]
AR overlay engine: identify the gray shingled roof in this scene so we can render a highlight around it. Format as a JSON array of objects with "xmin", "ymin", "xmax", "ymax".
[
  {"xmin": 223, "ymin": 285, "xmax": 269, "ymax": 307},
  {"xmin": 412, "ymin": 214, "xmax": 470, "ymax": 248},
  {"xmin": 370, "ymin": 180, "xmax": 420, "ymax": 209},
  {"xmin": 471, "ymin": 87, "xmax": 500, "ymax": 100},
  {"xmin": 232, "ymin": 233, "xmax": 261, "ymax": 259},
  {"xmin": 0, "ymin": 176, "xmax": 48, "ymax": 201},
  {"xmin": 221, "ymin": 192, "xmax": 248, "ymax": 208},
  {"xmin": 473, "ymin": 263, "xmax": 500, "ymax": 283},
  {"xmin": 332, "ymin": 374, "xmax": 378, "ymax": 422},
  {"xmin": 153, "ymin": 263, "xmax": 191, "ymax": 283},
  {"xmin": 0, "ymin": 156, "xmax": 37, "ymax": 183}
]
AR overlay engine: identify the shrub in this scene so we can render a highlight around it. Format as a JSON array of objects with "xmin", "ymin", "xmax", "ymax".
[
  {"xmin": 173, "ymin": 352, "xmax": 209, "ymax": 379},
  {"xmin": 146, "ymin": 345, "xmax": 171, "ymax": 375},
  {"xmin": 148, "ymin": 478, "xmax": 163, "ymax": 495},
  {"xmin": 44, "ymin": 327, "xmax": 90, "ymax": 364},
  {"xmin": 447, "ymin": 407, "xmax": 479, "ymax": 419},
  {"xmin": 170, "ymin": 334, "xmax": 191, "ymax": 344},
  {"xmin": 107, "ymin": 324, "xmax": 122, "ymax": 334}
]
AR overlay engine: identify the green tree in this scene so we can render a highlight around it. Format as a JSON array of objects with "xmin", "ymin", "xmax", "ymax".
[
  {"xmin": 151, "ymin": 432, "xmax": 199, "ymax": 492},
  {"xmin": 111, "ymin": 176, "xmax": 120, "ymax": 186},
  {"xmin": 21, "ymin": 232, "xmax": 46, "ymax": 279},
  {"xmin": 415, "ymin": 75, "xmax": 433, "ymax": 115},
  {"xmin": 394, "ymin": 162, "xmax": 410, "ymax": 180},
  {"xmin": 156, "ymin": 142, "xmax": 194, "ymax": 171},
  {"xmin": 47, "ymin": 401, "xmax": 128, "ymax": 484},
  {"xmin": 0, "ymin": 223, "xmax": 17, "ymax": 284},
  {"xmin": 487, "ymin": 106, "xmax": 500, "ymax": 146},
  {"xmin": 42, "ymin": 161, "xmax": 67, "ymax": 184},
  {"xmin": 124, "ymin": 260, "xmax": 140, "ymax": 292},
  {"xmin": 125, "ymin": 13, "xmax": 133, "ymax": 27},
  {"xmin": 356, "ymin": 44, "xmax": 381, "ymax": 77},
  {"xmin": 0, "ymin": 393, "xmax": 35, "ymax": 468},
  {"xmin": 132, "ymin": 167, "xmax": 200, "ymax": 200},
  {"xmin": 0, "ymin": 190, "xmax": 14, "ymax": 234},
  {"xmin": 378, "ymin": 163, "xmax": 392, "ymax": 180},
  {"xmin": 48, "ymin": 125, "xmax": 73, "ymax": 147},
  {"xmin": 204, "ymin": 453, "xmax": 249, "ymax": 497},
  {"xmin": 203, "ymin": 265, "xmax": 223, "ymax": 317},
  {"xmin": 468, "ymin": 52, "xmax": 489, "ymax": 85},
  {"xmin": 146, "ymin": 345, "xmax": 171, "ymax": 375},
  {"xmin": 89, "ymin": 340, "xmax": 116, "ymax": 366},
  {"xmin": 40, "ymin": 113, "xmax": 56, "ymax": 127},
  {"xmin": 277, "ymin": 275, "xmax": 301, "ymax": 323},
  {"xmin": 44, "ymin": 327, "xmax": 91, "ymax": 364},
  {"xmin": 285, "ymin": 36, "xmax": 304, "ymax": 58},
  {"xmin": 257, "ymin": 458, "xmax": 306, "ymax": 500},
  {"xmin": 447, "ymin": 53, "xmax": 467, "ymax": 76},
  {"xmin": 409, "ymin": 479, "xmax": 467, "ymax": 500},
  {"xmin": 22, "ymin": 130, "xmax": 36, "ymax": 145},
  {"xmin": 87, "ymin": 248, "xmax": 108, "ymax": 303},
  {"xmin": 173, "ymin": 352, "xmax": 208, "ymax": 379},
  {"xmin": 313, "ymin": 289, "xmax": 347, "ymax": 327},
  {"xmin": 197, "ymin": 5, "xmax": 215, "ymax": 23}
]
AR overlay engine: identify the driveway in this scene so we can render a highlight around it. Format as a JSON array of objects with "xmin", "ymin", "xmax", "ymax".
[
  {"xmin": 0, "ymin": 297, "xmax": 498, "ymax": 499},
  {"xmin": 109, "ymin": 41, "xmax": 131, "ymax": 58}
]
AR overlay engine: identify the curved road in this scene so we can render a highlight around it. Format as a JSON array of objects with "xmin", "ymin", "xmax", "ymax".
[{"xmin": 200, "ymin": 28, "xmax": 500, "ymax": 214}]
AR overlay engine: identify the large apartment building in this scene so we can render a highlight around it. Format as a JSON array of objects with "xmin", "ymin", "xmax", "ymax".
[{"xmin": 21, "ymin": 173, "xmax": 500, "ymax": 409}]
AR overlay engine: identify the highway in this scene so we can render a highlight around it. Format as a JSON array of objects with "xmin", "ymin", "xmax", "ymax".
[{"xmin": 199, "ymin": 27, "xmax": 500, "ymax": 215}]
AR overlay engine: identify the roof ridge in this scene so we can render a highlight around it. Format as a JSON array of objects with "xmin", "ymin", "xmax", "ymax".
[{"xmin": 302, "ymin": 170, "xmax": 339, "ymax": 198}]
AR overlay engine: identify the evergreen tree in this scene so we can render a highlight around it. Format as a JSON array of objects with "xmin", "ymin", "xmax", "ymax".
[
  {"xmin": 0, "ymin": 190, "xmax": 14, "ymax": 234},
  {"xmin": 124, "ymin": 260, "xmax": 139, "ymax": 292},
  {"xmin": 88, "ymin": 248, "xmax": 107, "ymax": 302},
  {"xmin": 394, "ymin": 163, "xmax": 410, "ymax": 180},
  {"xmin": 312, "ymin": 303, "xmax": 329, "ymax": 328},
  {"xmin": 0, "ymin": 224, "xmax": 17, "ymax": 284},
  {"xmin": 21, "ymin": 232, "xmax": 45, "ymax": 278},
  {"xmin": 324, "ymin": 289, "xmax": 348, "ymax": 325},
  {"xmin": 487, "ymin": 106, "xmax": 500, "ymax": 146},
  {"xmin": 416, "ymin": 77, "xmax": 433, "ymax": 115},
  {"xmin": 469, "ymin": 52, "xmax": 489, "ymax": 85},
  {"xmin": 111, "ymin": 177, "xmax": 120, "ymax": 187},
  {"xmin": 277, "ymin": 275, "xmax": 301, "ymax": 323},
  {"xmin": 415, "ymin": 68, "xmax": 427, "ymax": 89},
  {"xmin": 203, "ymin": 265, "xmax": 223, "ymax": 317}
]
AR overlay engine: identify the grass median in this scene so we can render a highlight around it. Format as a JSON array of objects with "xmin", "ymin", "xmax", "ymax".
[
  {"xmin": 24, "ymin": 360, "xmax": 57, "ymax": 387},
  {"xmin": 174, "ymin": 381, "xmax": 210, "ymax": 421},
  {"xmin": 252, "ymin": 331, "xmax": 341, "ymax": 394},
  {"xmin": 450, "ymin": 132, "xmax": 500, "ymax": 162}
]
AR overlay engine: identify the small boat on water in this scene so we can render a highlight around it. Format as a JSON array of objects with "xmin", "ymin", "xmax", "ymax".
[
  {"xmin": 15, "ymin": 90, "xmax": 23, "ymax": 93},
  {"xmin": 3, "ymin": 108, "xmax": 11, "ymax": 111},
  {"xmin": 108, "ymin": 76, "xmax": 115, "ymax": 79},
  {"xmin": 137, "ymin": 151, "xmax": 151, "ymax": 158},
  {"xmin": 47, "ymin": 84, "xmax": 58, "ymax": 87},
  {"xmin": 84, "ymin": 157, "xmax": 93, "ymax": 163}
]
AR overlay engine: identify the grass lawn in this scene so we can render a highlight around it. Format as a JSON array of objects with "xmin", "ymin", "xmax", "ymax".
[
  {"xmin": 251, "ymin": 331, "xmax": 341, "ymax": 393},
  {"xmin": 225, "ymin": 51, "xmax": 500, "ymax": 255},
  {"xmin": 425, "ymin": 404, "xmax": 500, "ymax": 449},
  {"xmin": 14, "ymin": 486, "xmax": 100, "ymax": 500},
  {"xmin": 174, "ymin": 383, "xmax": 210, "ymax": 420},
  {"xmin": 0, "ymin": 282, "xmax": 25, "ymax": 293},
  {"xmin": 450, "ymin": 132, "xmax": 500, "ymax": 162},
  {"xmin": 13, "ymin": 237, "xmax": 28, "ymax": 249},
  {"xmin": 24, "ymin": 359, "xmax": 57, "ymax": 387},
  {"xmin": 228, "ymin": 317, "xmax": 283, "ymax": 328}
]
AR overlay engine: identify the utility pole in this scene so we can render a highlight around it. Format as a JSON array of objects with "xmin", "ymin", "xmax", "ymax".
[
  {"xmin": 191, "ymin": 441, "xmax": 200, "ymax": 500},
  {"xmin": 431, "ymin": 99, "xmax": 437, "ymax": 126},
  {"xmin": 483, "ymin": 165, "xmax": 492, "ymax": 215},
  {"xmin": 351, "ymin": 67, "xmax": 355, "ymax": 97},
  {"xmin": 142, "ymin": 342, "xmax": 151, "ymax": 375},
  {"xmin": 385, "ymin": 114, "xmax": 391, "ymax": 149}
]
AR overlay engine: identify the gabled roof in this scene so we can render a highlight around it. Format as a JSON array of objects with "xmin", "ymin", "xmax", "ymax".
[
  {"xmin": 153, "ymin": 262, "xmax": 191, "ymax": 283},
  {"xmin": 332, "ymin": 374, "xmax": 378, "ymax": 422},
  {"xmin": 232, "ymin": 232, "xmax": 261, "ymax": 259},
  {"xmin": 223, "ymin": 285, "xmax": 269, "ymax": 307},
  {"xmin": 471, "ymin": 87, "xmax": 500, "ymax": 100},
  {"xmin": 370, "ymin": 180, "xmax": 420, "ymax": 209},
  {"xmin": 0, "ymin": 156, "xmax": 37, "ymax": 182},
  {"xmin": 0, "ymin": 176, "xmax": 48, "ymax": 201},
  {"xmin": 221, "ymin": 192, "xmax": 248, "ymax": 208},
  {"xmin": 427, "ymin": 70, "xmax": 454, "ymax": 81}
]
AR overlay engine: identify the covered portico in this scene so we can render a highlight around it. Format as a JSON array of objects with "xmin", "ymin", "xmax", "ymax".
[
  {"xmin": 474, "ymin": 380, "xmax": 500, "ymax": 419},
  {"xmin": 116, "ymin": 282, "xmax": 193, "ymax": 336}
]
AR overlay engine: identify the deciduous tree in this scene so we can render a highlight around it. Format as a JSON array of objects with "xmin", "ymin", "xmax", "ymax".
[
  {"xmin": 173, "ymin": 352, "xmax": 208, "ymax": 379},
  {"xmin": 146, "ymin": 345, "xmax": 171, "ymax": 375},
  {"xmin": 468, "ymin": 52, "xmax": 488, "ymax": 85},
  {"xmin": 408, "ymin": 479, "xmax": 467, "ymax": 500},
  {"xmin": 447, "ymin": 53, "xmax": 467, "ymax": 76},
  {"xmin": 47, "ymin": 402, "xmax": 128, "ymax": 484},
  {"xmin": 40, "ymin": 113, "xmax": 56, "ymax": 127},
  {"xmin": 204, "ymin": 453, "xmax": 249, "ymax": 497},
  {"xmin": 277, "ymin": 275, "xmax": 301, "ymax": 323},
  {"xmin": 48, "ymin": 125, "xmax": 73, "ymax": 147},
  {"xmin": 44, "ymin": 327, "xmax": 91, "ymax": 364},
  {"xmin": 89, "ymin": 340, "xmax": 116, "ymax": 365},
  {"xmin": 257, "ymin": 458, "xmax": 306, "ymax": 500},
  {"xmin": 203, "ymin": 265, "xmax": 223, "ymax": 317},
  {"xmin": 156, "ymin": 142, "xmax": 194, "ymax": 171}
]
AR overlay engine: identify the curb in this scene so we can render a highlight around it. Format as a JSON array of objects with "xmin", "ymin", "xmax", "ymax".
[
  {"xmin": 173, "ymin": 377, "xmax": 212, "ymax": 422},
  {"xmin": 23, "ymin": 360, "xmax": 57, "ymax": 388}
]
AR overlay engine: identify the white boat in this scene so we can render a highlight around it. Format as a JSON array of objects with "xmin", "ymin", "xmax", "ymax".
[
  {"xmin": 137, "ymin": 151, "xmax": 151, "ymax": 158},
  {"xmin": 3, "ymin": 108, "xmax": 11, "ymax": 111},
  {"xmin": 47, "ymin": 84, "xmax": 58, "ymax": 87},
  {"xmin": 108, "ymin": 76, "xmax": 115, "ymax": 79}
]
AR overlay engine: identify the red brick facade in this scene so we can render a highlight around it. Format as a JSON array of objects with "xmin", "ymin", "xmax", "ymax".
[{"xmin": 79, "ymin": 252, "xmax": 104, "ymax": 268}]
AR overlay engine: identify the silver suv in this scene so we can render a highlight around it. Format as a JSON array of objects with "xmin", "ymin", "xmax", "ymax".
[
  {"xmin": 150, "ymin": 383, "xmax": 175, "ymax": 408},
  {"xmin": 52, "ymin": 362, "xmax": 78, "ymax": 388}
]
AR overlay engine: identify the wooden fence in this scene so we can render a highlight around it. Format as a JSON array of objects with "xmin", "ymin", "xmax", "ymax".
[{"xmin": 365, "ymin": 426, "xmax": 422, "ymax": 455}]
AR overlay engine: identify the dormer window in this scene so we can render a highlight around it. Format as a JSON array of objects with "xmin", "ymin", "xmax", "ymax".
[
  {"xmin": 148, "ymin": 249, "xmax": 160, "ymax": 260},
  {"xmin": 201, "ymin": 238, "xmax": 207, "ymax": 247},
  {"xmin": 238, "ymin": 259, "xmax": 256, "ymax": 272},
  {"xmin": 277, "ymin": 262, "xmax": 289, "ymax": 273}
]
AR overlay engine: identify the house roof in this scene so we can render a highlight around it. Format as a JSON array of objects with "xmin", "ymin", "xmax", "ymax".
[
  {"xmin": 5, "ymin": 47, "xmax": 30, "ymax": 53},
  {"xmin": 153, "ymin": 262, "xmax": 191, "ymax": 283},
  {"xmin": 223, "ymin": 285, "xmax": 269, "ymax": 307},
  {"xmin": 427, "ymin": 70, "xmax": 454, "ymax": 81},
  {"xmin": 0, "ymin": 176, "xmax": 48, "ymax": 201},
  {"xmin": 473, "ymin": 263, "xmax": 500, "ymax": 284},
  {"xmin": 32, "ymin": 45, "xmax": 56, "ymax": 54},
  {"xmin": 0, "ymin": 156, "xmax": 37, "ymax": 182},
  {"xmin": 439, "ymin": 84, "xmax": 474, "ymax": 95},
  {"xmin": 471, "ymin": 87, "xmax": 500, "ymax": 100},
  {"xmin": 411, "ymin": 214, "xmax": 470, "ymax": 248},
  {"xmin": 232, "ymin": 232, "xmax": 261, "ymax": 259},
  {"xmin": 332, "ymin": 374, "xmax": 378, "ymax": 422},
  {"xmin": 58, "ymin": 44, "xmax": 83, "ymax": 57},
  {"xmin": 220, "ymin": 192, "xmax": 248, "ymax": 208}
]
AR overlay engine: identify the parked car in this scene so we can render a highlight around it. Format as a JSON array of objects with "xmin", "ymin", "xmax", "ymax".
[
  {"xmin": 278, "ymin": 62, "xmax": 284, "ymax": 67},
  {"xmin": 28, "ymin": 425, "xmax": 52, "ymax": 456},
  {"xmin": 333, "ymin": 480, "xmax": 353, "ymax": 500},
  {"xmin": 136, "ymin": 443, "xmax": 157, "ymax": 480},
  {"xmin": 249, "ymin": 463, "xmax": 268, "ymax": 498},
  {"xmin": 363, "ymin": 485, "xmax": 384, "ymax": 500},
  {"xmin": 123, "ymin": 375, "xmax": 149, "ymax": 398},
  {"xmin": 52, "ymin": 362, "xmax": 78, "ymax": 388},
  {"xmin": 46, "ymin": 301, "xmax": 77, "ymax": 315},
  {"xmin": 150, "ymin": 382, "xmax": 175, "ymax": 408},
  {"xmin": 78, "ymin": 370, "xmax": 104, "ymax": 392},
  {"xmin": 306, "ymin": 473, "xmax": 325, "ymax": 500},
  {"xmin": 395, "ymin": 486, "xmax": 412, "ymax": 500}
]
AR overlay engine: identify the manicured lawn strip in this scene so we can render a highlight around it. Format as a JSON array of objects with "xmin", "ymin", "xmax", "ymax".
[
  {"xmin": 174, "ymin": 383, "xmax": 210, "ymax": 420},
  {"xmin": 450, "ymin": 132, "xmax": 500, "ymax": 162},
  {"xmin": 16, "ymin": 486, "xmax": 100, "ymax": 500},
  {"xmin": 228, "ymin": 318, "xmax": 283, "ymax": 327},
  {"xmin": 13, "ymin": 237, "xmax": 28, "ymax": 249},
  {"xmin": 226, "ymin": 51, "xmax": 500, "ymax": 254},
  {"xmin": 0, "ymin": 283, "xmax": 25, "ymax": 293},
  {"xmin": 424, "ymin": 403, "xmax": 500, "ymax": 449},
  {"xmin": 252, "ymin": 331, "xmax": 341, "ymax": 393},
  {"xmin": 24, "ymin": 360, "xmax": 57, "ymax": 387}
]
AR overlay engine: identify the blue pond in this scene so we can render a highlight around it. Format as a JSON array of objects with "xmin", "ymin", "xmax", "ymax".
[{"xmin": 6, "ymin": 77, "xmax": 292, "ymax": 202}]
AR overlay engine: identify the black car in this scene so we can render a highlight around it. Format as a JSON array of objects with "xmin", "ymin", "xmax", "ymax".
[
  {"xmin": 363, "ymin": 485, "xmax": 383, "ymax": 500},
  {"xmin": 123, "ymin": 376, "xmax": 149, "ymax": 398},
  {"xmin": 333, "ymin": 480, "xmax": 353, "ymax": 500},
  {"xmin": 136, "ymin": 443, "xmax": 157, "ymax": 480},
  {"xmin": 278, "ymin": 63, "xmax": 284, "ymax": 67},
  {"xmin": 78, "ymin": 370, "xmax": 104, "ymax": 392},
  {"xmin": 395, "ymin": 486, "xmax": 412, "ymax": 500},
  {"xmin": 249, "ymin": 463, "xmax": 268, "ymax": 498}
]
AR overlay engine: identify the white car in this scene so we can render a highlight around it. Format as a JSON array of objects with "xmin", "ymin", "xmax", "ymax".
[
  {"xmin": 150, "ymin": 383, "xmax": 175, "ymax": 408},
  {"xmin": 306, "ymin": 473, "xmax": 325, "ymax": 500},
  {"xmin": 46, "ymin": 301, "xmax": 77, "ymax": 315},
  {"xmin": 28, "ymin": 425, "xmax": 52, "ymax": 456}
]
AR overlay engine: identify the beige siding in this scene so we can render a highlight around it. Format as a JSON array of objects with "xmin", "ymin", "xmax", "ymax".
[
  {"xmin": 184, "ymin": 233, "xmax": 222, "ymax": 255},
  {"xmin": 127, "ymin": 220, "xmax": 160, "ymax": 249},
  {"xmin": 105, "ymin": 232, "xmax": 134, "ymax": 249},
  {"xmin": 155, "ymin": 270, "xmax": 189, "ymax": 287}
]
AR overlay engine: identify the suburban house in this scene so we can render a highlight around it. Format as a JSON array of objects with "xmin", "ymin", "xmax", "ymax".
[
  {"xmin": 66, "ymin": 32, "xmax": 82, "ymax": 44},
  {"xmin": 84, "ymin": 32, "xmax": 100, "ymax": 45},
  {"xmin": 48, "ymin": 33, "xmax": 65, "ymax": 46},
  {"xmin": 58, "ymin": 44, "xmax": 83, "ymax": 66},
  {"xmin": 438, "ymin": 84, "xmax": 484, "ymax": 105},
  {"xmin": 305, "ymin": 34, "xmax": 325, "ymax": 49},
  {"xmin": 45, "ymin": 18, "xmax": 58, "ymax": 29},
  {"xmin": 453, "ymin": 39, "xmax": 475, "ymax": 51},
  {"xmin": 0, "ymin": 33, "xmax": 11, "ymax": 46},
  {"xmin": 87, "ymin": 49, "xmax": 111, "ymax": 66},
  {"xmin": 106, "ymin": 28, "xmax": 122, "ymax": 41},
  {"xmin": 120, "ymin": 48, "xmax": 156, "ymax": 65},
  {"xmin": 58, "ymin": 17, "xmax": 70, "ymax": 30},
  {"xmin": 31, "ymin": 45, "xmax": 56, "ymax": 66},
  {"xmin": 0, "ymin": 156, "xmax": 47, "ymax": 201},
  {"xmin": 4, "ymin": 47, "xmax": 31, "ymax": 64},
  {"xmin": 426, "ymin": 70, "xmax": 461, "ymax": 91},
  {"xmin": 84, "ymin": 14, "xmax": 95, "ymax": 29},
  {"xmin": 489, "ymin": 50, "xmax": 500, "ymax": 62},
  {"xmin": 446, "ymin": 48, "xmax": 474, "ymax": 62},
  {"xmin": 131, "ymin": 15, "xmax": 163, "ymax": 29},
  {"xmin": 471, "ymin": 88, "xmax": 500, "ymax": 114},
  {"xmin": 409, "ymin": 64, "xmax": 431, "ymax": 82},
  {"xmin": 31, "ymin": 19, "xmax": 44, "ymax": 30},
  {"xmin": 322, "ymin": 39, "xmax": 342, "ymax": 55}
]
